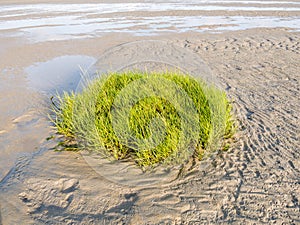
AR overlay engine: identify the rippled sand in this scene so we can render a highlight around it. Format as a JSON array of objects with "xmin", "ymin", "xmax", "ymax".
[{"xmin": 0, "ymin": 1, "xmax": 299, "ymax": 224}]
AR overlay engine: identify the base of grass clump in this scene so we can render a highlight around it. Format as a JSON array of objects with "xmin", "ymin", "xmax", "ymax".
[{"xmin": 51, "ymin": 71, "xmax": 235, "ymax": 168}]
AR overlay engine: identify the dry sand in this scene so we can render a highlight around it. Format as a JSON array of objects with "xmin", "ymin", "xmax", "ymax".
[{"xmin": 0, "ymin": 1, "xmax": 299, "ymax": 224}]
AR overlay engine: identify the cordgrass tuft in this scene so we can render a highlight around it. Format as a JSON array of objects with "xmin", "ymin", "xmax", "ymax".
[{"xmin": 50, "ymin": 71, "xmax": 236, "ymax": 168}]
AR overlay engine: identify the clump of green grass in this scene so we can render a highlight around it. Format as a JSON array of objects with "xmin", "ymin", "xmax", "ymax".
[{"xmin": 51, "ymin": 71, "xmax": 235, "ymax": 168}]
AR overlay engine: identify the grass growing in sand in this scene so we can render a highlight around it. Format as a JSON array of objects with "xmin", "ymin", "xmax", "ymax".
[{"xmin": 51, "ymin": 71, "xmax": 235, "ymax": 168}]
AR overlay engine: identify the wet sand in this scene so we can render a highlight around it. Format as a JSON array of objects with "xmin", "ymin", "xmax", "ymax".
[{"xmin": 0, "ymin": 1, "xmax": 299, "ymax": 224}]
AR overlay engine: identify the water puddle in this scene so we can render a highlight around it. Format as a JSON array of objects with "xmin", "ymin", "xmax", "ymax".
[
  {"xmin": 26, "ymin": 55, "xmax": 96, "ymax": 93},
  {"xmin": 0, "ymin": 55, "xmax": 96, "ymax": 183}
]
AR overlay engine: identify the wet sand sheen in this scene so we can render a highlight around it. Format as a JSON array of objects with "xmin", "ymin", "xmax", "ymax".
[
  {"xmin": 0, "ymin": 1, "xmax": 299, "ymax": 42},
  {"xmin": 0, "ymin": 0, "xmax": 299, "ymax": 224}
]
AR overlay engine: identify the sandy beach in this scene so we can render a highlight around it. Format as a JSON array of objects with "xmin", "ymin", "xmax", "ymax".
[{"xmin": 0, "ymin": 1, "xmax": 299, "ymax": 224}]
